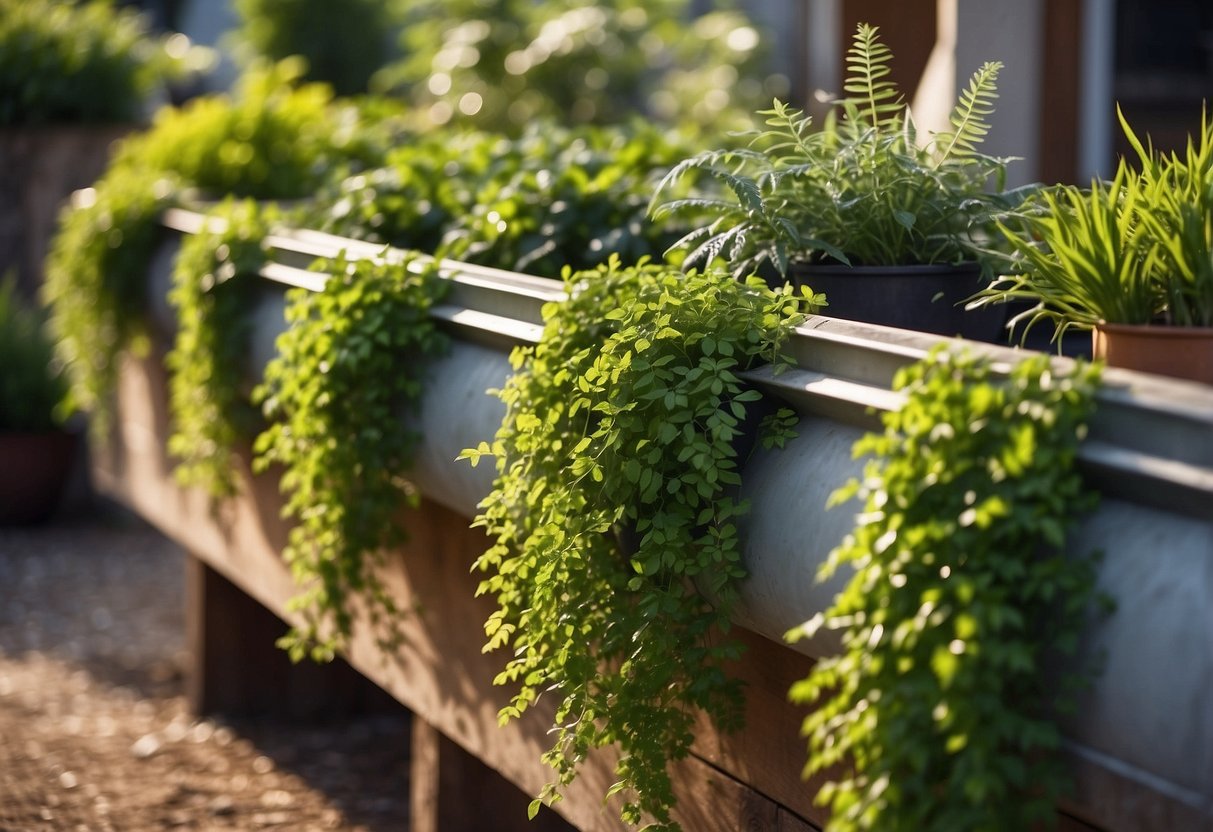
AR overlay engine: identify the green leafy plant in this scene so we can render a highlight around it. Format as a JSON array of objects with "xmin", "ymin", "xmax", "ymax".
[
  {"xmin": 253, "ymin": 252, "xmax": 449, "ymax": 661},
  {"xmin": 462, "ymin": 258, "xmax": 820, "ymax": 830},
  {"xmin": 377, "ymin": 0, "xmax": 782, "ymax": 132},
  {"xmin": 0, "ymin": 275, "xmax": 67, "ymax": 432},
  {"xmin": 45, "ymin": 62, "xmax": 387, "ymax": 435},
  {"xmin": 789, "ymin": 347, "xmax": 1105, "ymax": 831},
  {"xmin": 652, "ymin": 23, "xmax": 1022, "ymax": 277},
  {"xmin": 166, "ymin": 200, "xmax": 276, "ymax": 497},
  {"xmin": 318, "ymin": 121, "xmax": 703, "ymax": 278},
  {"xmin": 0, "ymin": 0, "xmax": 205, "ymax": 125},
  {"xmin": 974, "ymin": 107, "xmax": 1213, "ymax": 340}
]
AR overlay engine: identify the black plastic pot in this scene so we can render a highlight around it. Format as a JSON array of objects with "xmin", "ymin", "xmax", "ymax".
[{"xmin": 789, "ymin": 261, "xmax": 1008, "ymax": 342}]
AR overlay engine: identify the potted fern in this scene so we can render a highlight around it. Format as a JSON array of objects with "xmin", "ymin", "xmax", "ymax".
[
  {"xmin": 0, "ymin": 276, "xmax": 75, "ymax": 525},
  {"xmin": 651, "ymin": 23, "xmax": 1023, "ymax": 339},
  {"xmin": 972, "ymin": 108, "xmax": 1213, "ymax": 384}
]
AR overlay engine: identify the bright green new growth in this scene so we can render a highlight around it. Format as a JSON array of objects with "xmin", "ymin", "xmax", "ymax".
[
  {"xmin": 978, "ymin": 107, "xmax": 1213, "ymax": 337},
  {"xmin": 167, "ymin": 200, "xmax": 275, "ymax": 497},
  {"xmin": 463, "ymin": 258, "xmax": 819, "ymax": 830},
  {"xmin": 652, "ymin": 23, "xmax": 1016, "ymax": 277},
  {"xmin": 254, "ymin": 253, "xmax": 449, "ymax": 662},
  {"xmin": 790, "ymin": 348, "xmax": 1105, "ymax": 832},
  {"xmin": 381, "ymin": 0, "xmax": 780, "ymax": 132}
]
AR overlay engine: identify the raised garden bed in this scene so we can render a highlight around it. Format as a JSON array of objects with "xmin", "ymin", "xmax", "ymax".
[{"xmin": 91, "ymin": 208, "xmax": 1213, "ymax": 832}]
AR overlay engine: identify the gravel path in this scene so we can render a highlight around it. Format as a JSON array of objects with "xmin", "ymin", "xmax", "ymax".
[{"xmin": 0, "ymin": 511, "xmax": 413, "ymax": 832}]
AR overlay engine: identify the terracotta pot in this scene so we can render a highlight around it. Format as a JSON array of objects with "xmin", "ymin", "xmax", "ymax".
[
  {"xmin": 1092, "ymin": 323, "xmax": 1213, "ymax": 385},
  {"xmin": 789, "ymin": 262, "xmax": 1007, "ymax": 342},
  {"xmin": 0, "ymin": 429, "xmax": 78, "ymax": 525}
]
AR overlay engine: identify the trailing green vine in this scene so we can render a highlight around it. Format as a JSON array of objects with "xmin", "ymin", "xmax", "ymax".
[
  {"xmin": 44, "ymin": 172, "xmax": 174, "ymax": 432},
  {"xmin": 253, "ymin": 252, "xmax": 449, "ymax": 662},
  {"xmin": 44, "ymin": 62, "xmax": 396, "ymax": 436},
  {"xmin": 166, "ymin": 199, "xmax": 275, "ymax": 497},
  {"xmin": 789, "ymin": 347, "xmax": 1105, "ymax": 831},
  {"xmin": 462, "ymin": 258, "xmax": 821, "ymax": 830}
]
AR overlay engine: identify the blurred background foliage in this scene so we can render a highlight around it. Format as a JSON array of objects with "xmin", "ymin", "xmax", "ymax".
[
  {"xmin": 224, "ymin": 0, "xmax": 784, "ymax": 133},
  {"xmin": 229, "ymin": 0, "xmax": 398, "ymax": 97},
  {"xmin": 0, "ymin": 0, "xmax": 208, "ymax": 125}
]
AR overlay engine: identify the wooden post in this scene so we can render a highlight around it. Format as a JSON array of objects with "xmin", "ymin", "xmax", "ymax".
[
  {"xmin": 409, "ymin": 719, "xmax": 441, "ymax": 832},
  {"xmin": 408, "ymin": 717, "xmax": 575, "ymax": 832},
  {"xmin": 184, "ymin": 553, "xmax": 397, "ymax": 718}
]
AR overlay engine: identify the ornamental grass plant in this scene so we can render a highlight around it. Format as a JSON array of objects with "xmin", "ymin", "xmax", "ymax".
[{"xmin": 973, "ymin": 107, "xmax": 1213, "ymax": 342}]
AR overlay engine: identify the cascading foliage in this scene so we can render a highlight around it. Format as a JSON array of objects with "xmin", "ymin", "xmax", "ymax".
[
  {"xmin": 790, "ymin": 347, "xmax": 1106, "ymax": 832},
  {"xmin": 44, "ymin": 62, "xmax": 387, "ymax": 436},
  {"xmin": 166, "ymin": 199, "xmax": 275, "ymax": 497},
  {"xmin": 463, "ymin": 257, "xmax": 821, "ymax": 830},
  {"xmin": 254, "ymin": 252, "xmax": 449, "ymax": 661}
]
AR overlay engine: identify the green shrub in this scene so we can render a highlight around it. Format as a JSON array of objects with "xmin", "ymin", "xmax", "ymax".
[
  {"xmin": 377, "ymin": 0, "xmax": 782, "ymax": 132},
  {"xmin": 0, "ymin": 0, "xmax": 201, "ymax": 125},
  {"xmin": 319, "ymin": 121, "xmax": 704, "ymax": 277},
  {"xmin": 125, "ymin": 62, "xmax": 383, "ymax": 199}
]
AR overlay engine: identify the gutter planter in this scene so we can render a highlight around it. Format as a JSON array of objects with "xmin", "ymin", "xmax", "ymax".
[{"xmin": 99, "ymin": 209, "xmax": 1213, "ymax": 832}]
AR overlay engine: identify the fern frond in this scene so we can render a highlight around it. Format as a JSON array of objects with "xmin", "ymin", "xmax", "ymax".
[
  {"xmin": 650, "ymin": 197, "xmax": 751, "ymax": 221},
  {"xmin": 717, "ymin": 171, "xmax": 764, "ymax": 214},
  {"xmin": 935, "ymin": 61, "xmax": 1002, "ymax": 165},
  {"xmin": 756, "ymin": 99, "xmax": 816, "ymax": 159},
  {"xmin": 841, "ymin": 24, "xmax": 903, "ymax": 131},
  {"xmin": 687, "ymin": 223, "xmax": 745, "ymax": 269},
  {"xmin": 649, "ymin": 148, "xmax": 769, "ymax": 216}
]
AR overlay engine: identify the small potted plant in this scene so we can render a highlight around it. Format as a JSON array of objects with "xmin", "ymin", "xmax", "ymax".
[
  {"xmin": 972, "ymin": 108, "xmax": 1213, "ymax": 384},
  {"xmin": 651, "ymin": 23, "xmax": 1026, "ymax": 340},
  {"xmin": 0, "ymin": 277, "xmax": 75, "ymax": 525}
]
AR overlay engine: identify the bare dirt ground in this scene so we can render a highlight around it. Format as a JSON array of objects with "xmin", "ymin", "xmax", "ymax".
[{"xmin": 0, "ymin": 510, "xmax": 413, "ymax": 832}]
